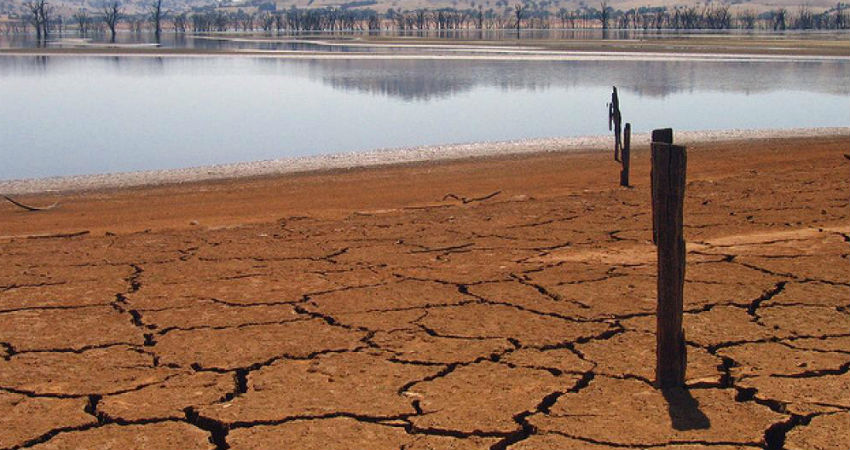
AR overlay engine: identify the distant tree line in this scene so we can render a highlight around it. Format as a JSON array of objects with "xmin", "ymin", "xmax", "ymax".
[{"xmin": 4, "ymin": 1, "xmax": 848, "ymax": 41}]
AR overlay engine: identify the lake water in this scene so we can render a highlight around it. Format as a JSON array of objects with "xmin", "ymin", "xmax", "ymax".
[{"xmin": 0, "ymin": 54, "xmax": 848, "ymax": 181}]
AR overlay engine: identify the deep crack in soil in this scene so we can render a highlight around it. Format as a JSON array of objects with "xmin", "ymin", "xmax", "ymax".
[{"xmin": 0, "ymin": 135, "xmax": 847, "ymax": 450}]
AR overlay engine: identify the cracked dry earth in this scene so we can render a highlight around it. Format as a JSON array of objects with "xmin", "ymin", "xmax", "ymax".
[{"xmin": 1, "ymin": 135, "xmax": 848, "ymax": 450}]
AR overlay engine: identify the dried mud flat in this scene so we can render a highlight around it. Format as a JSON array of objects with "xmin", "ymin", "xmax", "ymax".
[{"xmin": 0, "ymin": 135, "xmax": 848, "ymax": 450}]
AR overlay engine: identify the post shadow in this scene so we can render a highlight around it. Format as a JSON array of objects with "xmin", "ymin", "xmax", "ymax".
[{"xmin": 662, "ymin": 386, "xmax": 710, "ymax": 431}]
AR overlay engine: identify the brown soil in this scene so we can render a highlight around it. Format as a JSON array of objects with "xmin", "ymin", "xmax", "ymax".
[{"xmin": 0, "ymin": 135, "xmax": 848, "ymax": 449}]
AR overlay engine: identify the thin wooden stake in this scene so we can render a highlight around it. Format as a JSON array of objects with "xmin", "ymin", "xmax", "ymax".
[
  {"xmin": 652, "ymin": 141, "xmax": 687, "ymax": 388},
  {"xmin": 608, "ymin": 87, "xmax": 623, "ymax": 162},
  {"xmin": 650, "ymin": 128, "xmax": 673, "ymax": 244},
  {"xmin": 620, "ymin": 123, "xmax": 631, "ymax": 187}
]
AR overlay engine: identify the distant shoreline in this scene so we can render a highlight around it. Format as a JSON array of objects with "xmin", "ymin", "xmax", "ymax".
[
  {"xmin": 1, "ymin": 30, "xmax": 848, "ymax": 59},
  {"xmin": 1, "ymin": 127, "xmax": 846, "ymax": 196},
  {"xmin": 2, "ymin": 48, "xmax": 848, "ymax": 62}
]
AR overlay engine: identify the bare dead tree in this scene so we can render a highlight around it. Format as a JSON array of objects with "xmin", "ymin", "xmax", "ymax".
[
  {"xmin": 773, "ymin": 8, "xmax": 787, "ymax": 30},
  {"xmin": 794, "ymin": 5, "xmax": 814, "ymax": 29},
  {"xmin": 260, "ymin": 12, "xmax": 274, "ymax": 32},
  {"xmin": 24, "ymin": 1, "xmax": 43, "ymax": 40},
  {"xmin": 600, "ymin": 1, "xmax": 609, "ymax": 29},
  {"xmin": 41, "ymin": 1, "xmax": 52, "ymax": 39},
  {"xmin": 73, "ymin": 9, "xmax": 89, "ymax": 35},
  {"xmin": 737, "ymin": 9, "xmax": 756, "ymax": 29},
  {"xmin": 102, "ymin": 0, "xmax": 122, "ymax": 43},
  {"xmin": 514, "ymin": 2, "xmax": 526, "ymax": 34},
  {"xmin": 477, "ymin": 6, "xmax": 484, "ymax": 30},
  {"xmin": 705, "ymin": 3, "xmax": 731, "ymax": 29},
  {"xmin": 24, "ymin": 0, "xmax": 50, "ymax": 41},
  {"xmin": 173, "ymin": 12, "xmax": 187, "ymax": 32},
  {"xmin": 274, "ymin": 13, "xmax": 284, "ymax": 32},
  {"xmin": 150, "ymin": 0, "xmax": 162, "ymax": 42}
]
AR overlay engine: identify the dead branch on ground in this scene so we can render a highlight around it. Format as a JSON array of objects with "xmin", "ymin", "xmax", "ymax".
[
  {"xmin": 26, "ymin": 230, "xmax": 90, "ymax": 239},
  {"xmin": 442, "ymin": 190, "xmax": 502, "ymax": 204},
  {"xmin": 3, "ymin": 195, "xmax": 59, "ymax": 212}
]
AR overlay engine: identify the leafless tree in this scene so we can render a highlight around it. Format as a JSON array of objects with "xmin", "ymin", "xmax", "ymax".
[
  {"xmin": 599, "ymin": 1, "xmax": 609, "ymax": 29},
  {"xmin": 173, "ymin": 12, "xmax": 187, "ymax": 32},
  {"xmin": 102, "ymin": 0, "xmax": 122, "ymax": 43},
  {"xmin": 130, "ymin": 17, "xmax": 143, "ymax": 33},
  {"xmin": 773, "ymin": 8, "xmax": 787, "ymax": 30},
  {"xmin": 794, "ymin": 5, "xmax": 814, "ymax": 29},
  {"xmin": 24, "ymin": 0, "xmax": 50, "ymax": 41},
  {"xmin": 514, "ymin": 2, "xmax": 526, "ymax": 33},
  {"xmin": 150, "ymin": 0, "xmax": 162, "ymax": 42},
  {"xmin": 24, "ymin": 1, "xmax": 43, "ymax": 40},
  {"xmin": 704, "ymin": 3, "xmax": 731, "ymax": 29},
  {"xmin": 260, "ymin": 12, "xmax": 274, "ymax": 32},
  {"xmin": 274, "ymin": 13, "xmax": 284, "ymax": 32},
  {"xmin": 367, "ymin": 13, "xmax": 380, "ymax": 31},
  {"xmin": 737, "ymin": 9, "xmax": 756, "ymax": 29},
  {"xmin": 73, "ymin": 9, "xmax": 90, "ymax": 35}
]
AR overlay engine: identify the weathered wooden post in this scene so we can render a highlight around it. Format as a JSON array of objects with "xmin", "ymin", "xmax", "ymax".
[
  {"xmin": 652, "ymin": 136, "xmax": 687, "ymax": 388},
  {"xmin": 650, "ymin": 128, "xmax": 673, "ymax": 244},
  {"xmin": 608, "ymin": 87, "xmax": 622, "ymax": 162},
  {"xmin": 620, "ymin": 123, "xmax": 631, "ymax": 187}
]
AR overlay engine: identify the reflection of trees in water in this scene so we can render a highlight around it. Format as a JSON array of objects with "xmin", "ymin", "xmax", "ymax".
[
  {"xmin": 303, "ymin": 58, "xmax": 849, "ymax": 100},
  {"xmin": 0, "ymin": 55, "xmax": 50, "ymax": 75},
  {"xmin": 299, "ymin": 59, "xmax": 550, "ymax": 101},
  {"xmin": 0, "ymin": 55, "xmax": 846, "ymax": 101},
  {"xmin": 0, "ymin": 55, "xmax": 167, "ymax": 76},
  {"xmin": 622, "ymin": 60, "xmax": 849, "ymax": 98},
  {"xmin": 323, "ymin": 75, "xmax": 476, "ymax": 102}
]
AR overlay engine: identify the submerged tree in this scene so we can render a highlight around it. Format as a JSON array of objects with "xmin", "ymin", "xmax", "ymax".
[
  {"xmin": 173, "ymin": 12, "xmax": 187, "ymax": 32},
  {"xmin": 600, "ymin": 1, "xmax": 609, "ymax": 29},
  {"xmin": 103, "ymin": 0, "xmax": 122, "ymax": 43},
  {"xmin": 74, "ymin": 9, "xmax": 90, "ymax": 35},
  {"xmin": 24, "ymin": 1, "xmax": 43, "ymax": 40},
  {"xmin": 24, "ymin": 0, "xmax": 50, "ymax": 42},
  {"xmin": 737, "ymin": 9, "xmax": 756, "ymax": 29},
  {"xmin": 150, "ymin": 0, "xmax": 163, "ymax": 42},
  {"xmin": 773, "ymin": 8, "xmax": 787, "ymax": 30},
  {"xmin": 514, "ymin": 2, "xmax": 526, "ymax": 33}
]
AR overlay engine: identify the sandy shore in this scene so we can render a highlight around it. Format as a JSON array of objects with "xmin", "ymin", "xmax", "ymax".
[
  {"xmin": 0, "ymin": 134, "xmax": 848, "ymax": 449},
  {"xmin": 2, "ymin": 127, "xmax": 847, "ymax": 196}
]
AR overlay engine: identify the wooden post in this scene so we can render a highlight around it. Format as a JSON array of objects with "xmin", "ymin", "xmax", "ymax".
[
  {"xmin": 608, "ymin": 87, "xmax": 622, "ymax": 162},
  {"xmin": 651, "ymin": 128, "xmax": 673, "ymax": 145},
  {"xmin": 620, "ymin": 123, "xmax": 631, "ymax": 187},
  {"xmin": 652, "ymin": 141, "xmax": 687, "ymax": 389},
  {"xmin": 650, "ymin": 128, "xmax": 673, "ymax": 244}
]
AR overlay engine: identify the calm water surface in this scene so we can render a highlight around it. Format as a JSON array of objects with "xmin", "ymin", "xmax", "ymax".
[{"xmin": 0, "ymin": 55, "xmax": 847, "ymax": 180}]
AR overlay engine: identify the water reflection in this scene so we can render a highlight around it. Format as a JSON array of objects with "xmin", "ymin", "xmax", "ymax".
[
  {"xmin": 256, "ymin": 57, "xmax": 847, "ymax": 100},
  {"xmin": 0, "ymin": 55, "xmax": 847, "ymax": 180},
  {"xmin": 4, "ymin": 56, "xmax": 847, "ymax": 100}
]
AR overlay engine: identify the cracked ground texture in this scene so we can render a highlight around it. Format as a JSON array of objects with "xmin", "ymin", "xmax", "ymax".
[{"xmin": 0, "ymin": 135, "xmax": 848, "ymax": 449}]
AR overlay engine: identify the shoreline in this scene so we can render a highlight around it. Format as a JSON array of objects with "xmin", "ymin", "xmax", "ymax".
[
  {"xmin": 1, "ymin": 127, "xmax": 847, "ymax": 196},
  {"xmin": 2, "ymin": 30, "xmax": 849, "ymax": 58}
]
